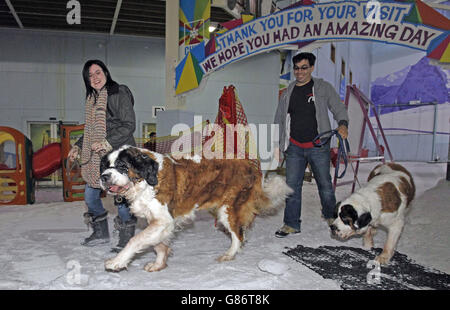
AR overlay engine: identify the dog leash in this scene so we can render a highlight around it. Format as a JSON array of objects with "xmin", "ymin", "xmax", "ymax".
[
  {"xmin": 66, "ymin": 149, "xmax": 106, "ymax": 182},
  {"xmin": 66, "ymin": 149, "xmax": 95, "ymax": 182},
  {"xmin": 313, "ymin": 130, "xmax": 350, "ymax": 179}
]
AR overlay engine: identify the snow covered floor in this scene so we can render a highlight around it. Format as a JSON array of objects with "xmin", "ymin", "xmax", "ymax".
[{"xmin": 0, "ymin": 162, "xmax": 448, "ymax": 290}]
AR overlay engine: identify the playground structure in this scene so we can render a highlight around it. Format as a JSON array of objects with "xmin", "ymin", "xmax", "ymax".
[
  {"xmin": 0, "ymin": 124, "xmax": 85, "ymax": 205},
  {"xmin": 60, "ymin": 124, "xmax": 86, "ymax": 202},
  {"xmin": 0, "ymin": 127, "xmax": 35, "ymax": 205}
]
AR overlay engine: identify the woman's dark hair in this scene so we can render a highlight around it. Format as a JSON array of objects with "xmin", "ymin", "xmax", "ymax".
[
  {"xmin": 292, "ymin": 52, "xmax": 316, "ymax": 67},
  {"xmin": 82, "ymin": 59, "xmax": 116, "ymax": 99}
]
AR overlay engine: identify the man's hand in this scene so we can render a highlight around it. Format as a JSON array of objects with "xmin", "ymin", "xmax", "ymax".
[{"xmin": 337, "ymin": 125, "xmax": 348, "ymax": 139}]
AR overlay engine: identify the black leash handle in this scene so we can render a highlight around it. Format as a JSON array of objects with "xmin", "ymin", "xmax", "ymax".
[{"xmin": 313, "ymin": 130, "xmax": 350, "ymax": 179}]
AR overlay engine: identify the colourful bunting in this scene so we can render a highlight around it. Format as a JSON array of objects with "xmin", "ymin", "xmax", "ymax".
[
  {"xmin": 428, "ymin": 33, "xmax": 450, "ymax": 62},
  {"xmin": 179, "ymin": 0, "xmax": 211, "ymax": 46},
  {"xmin": 175, "ymin": 52, "xmax": 204, "ymax": 95}
]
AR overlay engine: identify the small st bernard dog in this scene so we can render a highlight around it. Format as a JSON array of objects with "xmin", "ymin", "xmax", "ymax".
[
  {"xmin": 99, "ymin": 145, "xmax": 292, "ymax": 272},
  {"xmin": 330, "ymin": 163, "xmax": 415, "ymax": 264}
]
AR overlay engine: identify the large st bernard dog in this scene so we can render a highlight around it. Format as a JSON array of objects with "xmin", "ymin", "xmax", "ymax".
[
  {"xmin": 99, "ymin": 145, "xmax": 292, "ymax": 272},
  {"xmin": 330, "ymin": 163, "xmax": 415, "ymax": 264}
]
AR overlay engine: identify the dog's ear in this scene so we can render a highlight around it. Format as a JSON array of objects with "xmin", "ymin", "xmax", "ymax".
[
  {"xmin": 100, "ymin": 152, "xmax": 111, "ymax": 174},
  {"xmin": 333, "ymin": 201, "xmax": 341, "ymax": 219},
  {"xmin": 125, "ymin": 149, "xmax": 159, "ymax": 186},
  {"xmin": 339, "ymin": 204, "xmax": 358, "ymax": 228},
  {"xmin": 139, "ymin": 154, "xmax": 159, "ymax": 186},
  {"xmin": 355, "ymin": 212, "xmax": 372, "ymax": 229}
]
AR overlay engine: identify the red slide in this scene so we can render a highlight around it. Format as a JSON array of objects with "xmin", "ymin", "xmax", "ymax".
[{"xmin": 32, "ymin": 142, "xmax": 62, "ymax": 179}]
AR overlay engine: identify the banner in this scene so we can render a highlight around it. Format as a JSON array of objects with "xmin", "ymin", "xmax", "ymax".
[
  {"xmin": 175, "ymin": 0, "xmax": 450, "ymax": 95},
  {"xmin": 179, "ymin": 0, "xmax": 211, "ymax": 58}
]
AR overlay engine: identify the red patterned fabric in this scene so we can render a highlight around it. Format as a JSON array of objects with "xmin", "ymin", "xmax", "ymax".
[
  {"xmin": 206, "ymin": 85, "xmax": 261, "ymax": 173},
  {"xmin": 153, "ymin": 86, "xmax": 261, "ymax": 174}
]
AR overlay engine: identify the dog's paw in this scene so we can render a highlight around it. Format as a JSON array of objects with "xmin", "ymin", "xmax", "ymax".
[
  {"xmin": 375, "ymin": 253, "xmax": 391, "ymax": 265},
  {"xmin": 105, "ymin": 258, "xmax": 128, "ymax": 272},
  {"xmin": 144, "ymin": 262, "xmax": 167, "ymax": 272},
  {"xmin": 216, "ymin": 254, "xmax": 235, "ymax": 262}
]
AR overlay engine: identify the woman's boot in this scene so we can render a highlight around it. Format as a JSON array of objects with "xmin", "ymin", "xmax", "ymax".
[
  {"xmin": 81, "ymin": 211, "xmax": 110, "ymax": 246},
  {"xmin": 111, "ymin": 216, "xmax": 137, "ymax": 253}
]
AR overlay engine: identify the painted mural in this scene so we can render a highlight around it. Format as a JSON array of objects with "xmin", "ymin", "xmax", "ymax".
[
  {"xmin": 368, "ymin": 50, "xmax": 449, "ymax": 161},
  {"xmin": 371, "ymin": 56, "xmax": 450, "ymax": 115}
]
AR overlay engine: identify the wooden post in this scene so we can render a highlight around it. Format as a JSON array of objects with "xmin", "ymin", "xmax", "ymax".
[{"xmin": 165, "ymin": 0, "xmax": 182, "ymax": 110}]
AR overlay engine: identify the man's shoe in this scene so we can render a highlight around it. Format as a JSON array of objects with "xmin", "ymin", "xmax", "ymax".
[{"xmin": 275, "ymin": 225, "xmax": 301, "ymax": 238}]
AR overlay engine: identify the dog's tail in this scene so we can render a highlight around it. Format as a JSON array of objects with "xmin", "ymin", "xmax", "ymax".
[
  {"xmin": 367, "ymin": 163, "xmax": 392, "ymax": 181},
  {"xmin": 255, "ymin": 175, "xmax": 293, "ymax": 215}
]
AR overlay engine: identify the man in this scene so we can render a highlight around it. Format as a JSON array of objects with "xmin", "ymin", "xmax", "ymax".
[
  {"xmin": 144, "ymin": 132, "xmax": 156, "ymax": 151},
  {"xmin": 273, "ymin": 52, "xmax": 348, "ymax": 238}
]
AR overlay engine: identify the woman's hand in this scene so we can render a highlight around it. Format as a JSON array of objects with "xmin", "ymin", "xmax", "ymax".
[
  {"xmin": 91, "ymin": 140, "xmax": 112, "ymax": 155},
  {"xmin": 91, "ymin": 142, "xmax": 106, "ymax": 154},
  {"xmin": 68, "ymin": 146, "xmax": 80, "ymax": 163}
]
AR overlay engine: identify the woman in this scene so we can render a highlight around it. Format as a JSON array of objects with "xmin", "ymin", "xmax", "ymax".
[{"xmin": 68, "ymin": 59, "xmax": 137, "ymax": 252}]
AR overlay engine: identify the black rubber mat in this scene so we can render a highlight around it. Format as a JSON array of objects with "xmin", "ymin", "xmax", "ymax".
[{"xmin": 284, "ymin": 245, "xmax": 450, "ymax": 290}]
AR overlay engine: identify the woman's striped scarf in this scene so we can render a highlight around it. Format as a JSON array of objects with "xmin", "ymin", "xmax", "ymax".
[{"xmin": 80, "ymin": 88, "xmax": 108, "ymax": 188}]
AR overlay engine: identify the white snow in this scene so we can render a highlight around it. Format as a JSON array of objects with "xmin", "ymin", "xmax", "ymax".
[
  {"xmin": 258, "ymin": 259, "xmax": 290, "ymax": 276},
  {"xmin": 0, "ymin": 162, "xmax": 448, "ymax": 290}
]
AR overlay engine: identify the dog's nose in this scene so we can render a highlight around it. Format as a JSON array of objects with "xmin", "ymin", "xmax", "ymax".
[{"xmin": 100, "ymin": 173, "xmax": 111, "ymax": 184}]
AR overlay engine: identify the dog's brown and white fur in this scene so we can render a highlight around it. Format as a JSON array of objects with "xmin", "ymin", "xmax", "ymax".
[
  {"xmin": 330, "ymin": 163, "xmax": 415, "ymax": 264},
  {"xmin": 99, "ymin": 145, "xmax": 292, "ymax": 272}
]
